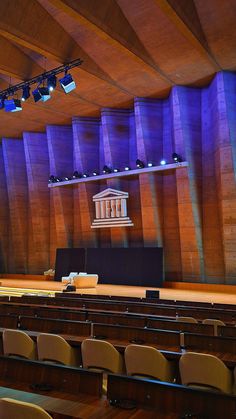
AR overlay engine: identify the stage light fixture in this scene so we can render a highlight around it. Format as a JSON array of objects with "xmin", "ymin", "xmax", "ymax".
[
  {"xmin": 21, "ymin": 85, "xmax": 30, "ymax": 102},
  {"xmin": 0, "ymin": 58, "xmax": 83, "ymax": 113},
  {"xmin": 147, "ymin": 162, "xmax": 153, "ymax": 167},
  {"xmin": 48, "ymin": 175, "xmax": 57, "ymax": 183},
  {"xmin": 124, "ymin": 166, "xmax": 130, "ymax": 171},
  {"xmin": 172, "ymin": 153, "xmax": 182, "ymax": 163},
  {"xmin": 113, "ymin": 168, "xmax": 119, "ymax": 173},
  {"xmin": 92, "ymin": 171, "xmax": 99, "ymax": 176},
  {"xmin": 55, "ymin": 177, "xmax": 62, "ymax": 182},
  {"xmin": 59, "ymin": 73, "xmax": 76, "ymax": 93},
  {"xmin": 136, "ymin": 159, "xmax": 145, "ymax": 168},
  {"xmin": 4, "ymin": 98, "xmax": 22, "ymax": 112},
  {"xmin": 103, "ymin": 165, "xmax": 112, "ymax": 174},
  {"xmin": 72, "ymin": 171, "xmax": 82, "ymax": 179},
  {"xmin": 47, "ymin": 75, "xmax": 57, "ymax": 92},
  {"xmin": 62, "ymin": 176, "xmax": 71, "ymax": 181},
  {"xmin": 160, "ymin": 159, "xmax": 167, "ymax": 165},
  {"xmin": 32, "ymin": 86, "xmax": 51, "ymax": 103},
  {"xmin": 82, "ymin": 173, "xmax": 89, "ymax": 178}
]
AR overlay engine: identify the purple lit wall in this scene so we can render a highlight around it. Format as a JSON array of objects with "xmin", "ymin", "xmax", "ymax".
[{"xmin": 0, "ymin": 71, "xmax": 235, "ymax": 283}]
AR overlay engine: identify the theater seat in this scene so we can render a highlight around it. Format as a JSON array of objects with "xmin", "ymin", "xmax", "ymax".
[
  {"xmin": 3, "ymin": 329, "xmax": 36, "ymax": 360},
  {"xmin": 82, "ymin": 338, "xmax": 124, "ymax": 393},
  {"xmin": 0, "ymin": 398, "xmax": 52, "ymax": 419},
  {"xmin": 37, "ymin": 333, "xmax": 77, "ymax": 366},
  {"xmin": 125, "ymin": 344, "xmax": 174, "ymax": 382},
  {"xmin": 202, "ymin": 318, "xmax": 225, "ymax": 336},
  {"xmin": 81, "ymin": 338, "xmax": 123, "ymax": 373},
  {"xmin": 179, "ymin": 352, "xmax": 232, "ymax": 393}
]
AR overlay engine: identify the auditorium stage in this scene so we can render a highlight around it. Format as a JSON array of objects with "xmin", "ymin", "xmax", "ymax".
[{"xmin": 0, "ymin": 277, "xmax": 235, "ymax": 304}]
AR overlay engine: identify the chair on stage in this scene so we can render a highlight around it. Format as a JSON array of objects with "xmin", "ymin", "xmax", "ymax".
[
  {"xmin": 0, "ymin": 398, "xmax": 52, "ymax": 419},
  {"xmin": 202, "ymin": 318, "xmax": 225, "ymax": 336},
  {"xmin": 125, "ymin": 344, "xmax": 175, "ymax": 382},
  {"xmin": 179, "ymin": 352, "xmax": 232, "ymax": 393},
  {"xmin": 3, "ymin": 329, "xmax": 36, "ymax": 360},
  {"xmin": 176, "ymin": 316, "xmax": 198, "ymax": 324},
  {"xmin": 37, "ymin": 333, "xmax": 77, "ymax": 366}
]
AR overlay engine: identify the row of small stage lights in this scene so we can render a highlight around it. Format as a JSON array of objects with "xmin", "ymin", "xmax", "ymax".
[{"xmin": 48, "ymin": 153, "xmax": 183, "ymax": 183}]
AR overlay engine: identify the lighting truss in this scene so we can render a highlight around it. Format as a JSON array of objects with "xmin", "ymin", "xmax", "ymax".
[{"xmin": 0, "ymin": 58, "xmax": 83, "ymax": 100}]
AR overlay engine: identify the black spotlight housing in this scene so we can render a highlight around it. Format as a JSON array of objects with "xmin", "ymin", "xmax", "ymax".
[
  {"xmin": 136, "ymin": 159, "xmax": 145, "ymax": 168},
  {"xmin": 48, "ymin": 175, "xmax": 57, "ymax": 183},
  {"xmin": 124, "ymin": 166, "xmax": 131, "ymax": 171},
  {"xmin": 47, "ymin": 75, "xmax": 57, "ymax": 92},
  {"xmin": 59, "ymin": 73, "xmax": 76, "ymax": 93},
  {"xmin": 21, "ymin": 85, "xmax": 30, "ymax": 102},
  {"xmin": 72, "ymin": 171, "xmax": 82, "ymax": 179},
  {"xmin": 32, "ymin": 87, "xmax": 50, "ymax": 103},
  {"xmin": 172, "ymin": 153, "xmax": 182, "ymax": 163},
  {"xmin": 92, "ymin": 171, "xmax": 99, "ymax": 176},
  {"xmin": 113, "ymin": 168, "xmax": 119, "ymax": 173},
  {"xmin": 103, "ymin": 165, "xmax": 112, "ymax": 174}
]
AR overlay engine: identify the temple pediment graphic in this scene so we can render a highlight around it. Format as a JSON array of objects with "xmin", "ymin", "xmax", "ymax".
[{"xmin": 91, "ymin": 188, "xmax": 133, "ymax": 228}]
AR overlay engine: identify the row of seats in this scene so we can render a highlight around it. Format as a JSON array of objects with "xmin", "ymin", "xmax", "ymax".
[
  {"xmin": 2, "ymin": 329, "xmax": 235, "ymax": 394},
  {"xmin": 176, "ymin": 316, "xmax": 225, "ymax": 335}
]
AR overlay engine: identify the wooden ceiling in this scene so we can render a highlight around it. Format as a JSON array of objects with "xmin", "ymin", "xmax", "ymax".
[{"xmin": 0, "ymin": 0, "xmax": 236, "ymax": 138}]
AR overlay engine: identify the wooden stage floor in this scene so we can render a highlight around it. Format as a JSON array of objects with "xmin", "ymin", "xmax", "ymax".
[{"xmin": 0, "ymin": 278, "xmax": 235, "ymax": 304}]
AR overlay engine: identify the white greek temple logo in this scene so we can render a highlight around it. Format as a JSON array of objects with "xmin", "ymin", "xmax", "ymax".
[{"xmin": 91, "ymin": 188, "xmax": 134, "ymax": 228}]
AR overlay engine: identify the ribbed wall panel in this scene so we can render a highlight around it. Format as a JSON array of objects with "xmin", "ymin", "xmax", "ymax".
[{"xmin": 0, "ymin": 71, "xmax": 235, "ymax": 283}]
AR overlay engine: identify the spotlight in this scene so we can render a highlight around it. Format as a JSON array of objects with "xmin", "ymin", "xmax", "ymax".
[
  {"xmin": 4, "ymin": 98, "xmax": 22, "ymax": 112},
  {"xmin": 136, "ymin": 159, "xmax": 145, "ymax": 168},
  {"xmin": 103, "ymin": 165, "xmax": 112, "ymax": 174},
  {"xmin": 72, "ymin": 171, "xmax": 82, "ymax": 179},
  {"xmin": 172, "ymin": 153, "xmax": 182, "ymax": 163},
  {"xmin": 62, "ymin": 176, "xmax": 71, "ymax": 181},
  {"xmin": 47, "ymin": 75, "xmax": 57, "ymax": 92},
  {"xmin": 82, "ymin": 173, "xmax": 89, "ymax": 178},
  {"xmin": 55, "ymin": 177, "xmax": 62, "ymax": 182},
  {"xmin": 92, "ymin": 171, "xmax": 99, "ymax": 176},
  {"xmin": 21, "ymin": 85, "xmax": 30, "ymax": 102},
  {"xmin": 48, "ymin": 175, "xmax": 56, "ymax": 183},
  {"xmin": 59, "ymin": 73, "xmax": 76, "ymax": 93},
  {"xmin": 160, "ymin": 159, "xmax": 167, "ymax": 166},
  {"xmin": 113, "ymin": 168, "xmax": 119, "ymax": 173},
  {"xmin": 32, "ymin": 87, "xmax": 51, "ymax": 103},
  {"xmin": 147, "ymin": 162, "xmax": 153, "ymax": 167},
  {"xmin": 124, "ymin": 166, "xmax": 131, "ymax": 171}
]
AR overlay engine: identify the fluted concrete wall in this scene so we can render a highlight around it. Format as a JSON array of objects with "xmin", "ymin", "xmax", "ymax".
[{"xmin": 0, "ymin": 71, "xmax": 235, "ymax": 283}]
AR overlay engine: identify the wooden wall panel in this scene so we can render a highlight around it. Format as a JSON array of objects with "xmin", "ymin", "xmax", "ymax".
[
  {"xmin": 201, "ymin": 84, "xmax": 225, "ymax": 283},
  {"xmin": 171, "ymin": 87, "xmax": 204, "ymax": 282},
  {"xmin": 23, "ymin": 132, "xmax": 50, "ymax": 273},
  {"xmin": 100, "ymin": 109, "xmax": 131, "ymax": 247},
  {"xmin": 47, "ymin": 125, "xmax": 74, "ymax": 265},
  {"xmin": 162, "ymin": 99, "xmax": 182, "ymax": 280},
  {"xmin": 212, "ymin": 72, "xmax": 236, "ymax": 283},
  {"xmin": 2, "ymin": 139, "xmax": 28, "ymax": 273},
  {"xmin": 0, "ymin": 146, "xmax": 9, "ymax": 273},
  {"xmin": 73, "ymin": 117, "xmax": 100, "ymax": 247},
  {"xmin": 134, "ymin": 98, "xmax": 163, "ymax": 247},
  {"xmin": 0, "ymin": 71, "xmax": 235, "ymax": 284}
]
